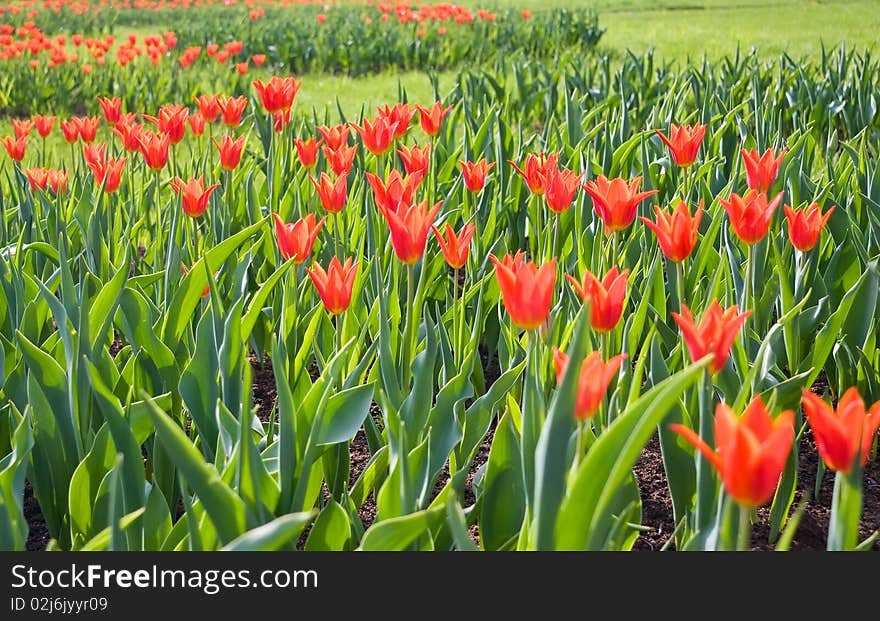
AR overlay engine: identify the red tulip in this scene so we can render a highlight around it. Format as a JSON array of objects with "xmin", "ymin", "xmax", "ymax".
[
  {"xmin": 82, "ymin": 142, "xmax": 106, "ymax": 171},
  {"xmin": 377, "ymin": 103, "xmax": 414, "ymax": 139},
  {"xmin": 88, "ymin": 155, "xmax": 125, "ymax": 193},
  {"xmin": 273, "ymin": 109, "xmax": 291, "ymax": 133},
  {"xmin": 251, "ymin": 54, "xmax": 266, "ymax": 66},
  {"xmin": 97, "ymin": 96, "xmax": 122, "ymax": 125},
  {"xmin": 194, "ymin": 94, "xmax": 221, "ymax": 123},
  {"xmin": 188, "ymin": 112, "xmax": 206, "ymax": 137},
  {"xmin": 365, "ymin": 169, "xmax": 424, "ymax": 214},
  {"xmin": 655, "ymin": 123, "xmax": 706, "ymax": 167},
  {"xmin": 111, "ymin": 119, "xmax": 144, "ymax": 152},
  {"xmin": 671, "ymin": 397, "xmax": 794, "ymax": 507},
  {"xmin": 218, "ymin": 95, "xmax": 247, "ymax": 128},
  {"xmin": 171, "ymin": 176, "xmax": 220, "ymax": 218},
  {"xmin": 672, "ymin": 301, "xmax": 750, "ymax": 375},
  {"xmin": 783, "ymin": 202, "xmax": 834, "ymax": 252},
  {"xmin": 544, "ymin": 168, "xmax": 583, "ymax": 213},
  {"xmin": 720, "ymin": 190, "xmax": 783, "ymax": 245},
  {"xmin": 12, "ymin": 119, "xmax": 33, "ymax": 139},
  {"xmin": 741, "ymin": 147, "xmax": 786, "ymax": 192},
  {"xmin": 378, "ymin": 199, "xmax": 441, "ymax": 265},
  {"xmin": 317, "ymin": 124, "xmax": 350, "ymax": 151},
  {"xmin": 397, "ymin": 144, "xmax": 430, "ymax": 176},
  {"xmin": 583, "ymin": 175, "xmax": 658, "ymax": 233},
  {"xmin": 145, "ymin": 104, "xmax": 188, "ymax": 145},
  {"xmin": 294, "ymin": 137, "xmax": 321, "ymax": 168},
  {"xmin": 47, "ymin": 168, "xmax": 67, "ymax": 195},
  {"xmin": 509, "ymin": 152, "xmax": 559, "ymax": 195},
  {"xmin": 33, "ymin": 115, "xmax": 55, "ymax": 138},
  {"xmin": 415, "ymin": 102, "xmax": 452, "ymax": 136},
  {"xmin": 307, "ymin": 257, "xmax": 358, "ymax": 315},
  {"xmin": 212, "ymin": 134, "xmax": 246, "ymax": 171},
  {"xmin": 351, "ymin": 117, "xmax": 395, "ymax": 156},
  {"xmin": 273, "ymin": 212, "xmax": 325, "ymax": 263},
  {"xmin": 489, "ymin": 252, "xmax": 556, "ymax": 331},
  {"xmin": 566, "ymin": 266, "xmax": 628, "ymax": 333},
  {"xmin": 459, "ymin": 158, "xmax": 495, "ymax": 193},
  {"xmin": 552, "ymin": 349, "xmax": 628, "ymax": 420},
  {"xmin": 74, "ymin": 116, "xmax": 100, "ymax": 143},
  {"xmin": 138, "ymin": 130, "xmax": 170, "ymax": 170},
  {"xmin": 801, "ymin": 388, "xmax": 880, "ymax": 475},
  {"xmin": 640, "ymin": 200, "xmax": 703, "ymax": 262},
  {"xmin": 2, "ymin": 135, "xmax": 26, "ymax": 161},
  {"xmin": 310, "ymin": 172, "xmax": 347, "ymax": 213},
  {"xmin": 252, "ymin": 76, "xmax": 300, "ymax": 113},
  {"xmin": 25, "ymin": 167, "xmax": 48, "ymax": 191},
  {"xmin": 432, "ymin": 222, "xmax": 475, "ymax": 269},
  {"xmin": 323, "ymin": 144, "xmax": 358, "ymax": 177}
]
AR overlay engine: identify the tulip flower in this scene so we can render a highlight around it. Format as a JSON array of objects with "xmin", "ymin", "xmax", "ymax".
[
  {"xmin": 783, "ymin": 202, "xmax": 834, "ymax": 252},
  {"xmin": 720, "ymin": 190, "xmax": 783, "ymax": 245},
  {"xmin": 741, "ymin": 147, "xmax": 786, "ymax": 192},
  {"xmin": 212, "ymin": 134, "xmax": 246, "ymax": 171},
  {"xmin": 253, "ymin": 76, "xmax": 301, "ymax": 113},
  {"xmin": 273, "ymin": 110, "xmax": 291, "ymax": 133},
  {"xmin": 145, "ymin": 104, "xmax": 188, "ymax": 144},
  {"xmin": 2, "ymin": 136, "xmax": 26, "ymax": 161},
  {"xmin": 47, "ymin": 168, "xmax": 67, "ymax": 195},
  {"xmin": 365, "ymin": 169, "xmax": 424, "ymax": 214},
  {"xmin": 432, "ymin": 222, "xmax": 475, "ymax": 269},
  {"xmin": 88, "ymin": 156, "xmax": 125, "ymax": 193},
  {"xmin": 218, "ymin": 95, "xmax": 247, "ymax": 128},
  {"xmin": 459, "ymin": 158, "xmax": 495, "ymax": 193},
  {"xmin": 672, "ymin": 301, "xmax": 750, "ymax": 375},
  {"xmin": 82, "ymin": 143, "xmax": 106, "ymax": 171},
  {"xmin": 306, "ymin": 257, "xmax": 358, "ymax": 315},
  {"xmin": 97, "ymin": 97, "xmax": 122, "ymax": 125},
  {"xmin": 397, "ymin": 144, "xmax": 430, "ymax": 176},
  {"xmin": 252, "ymin": 54, "xmax": 266, "ymax": 66},
  {"xmin": 60, "ymin": 119, "xmax": 80, "ymax": 143},
  {"xmin": 138, "ymin": 131, "xmax": 171, "ymax": 170},
  {"xmin": 322, "ymin": 144, "xmax": 358, "ymax": 177},
  {"xmin": 171, "ymin": 176, "xmax": 220, "ymax": 218},
  {"xmin": 640, "ymin": 200, "xmax": 703, "ymax": 262},
  {"xmin": 655, "ymin": 123, "xmax": 706, "ymax": 167},
  {"xmin": 310, "ymin": 172, "xmax": 347, "ymax": 213},
  {"xmin": 415, "ymin": 102, "xmax": 453, "ymax": 136},
  {"xmin": 377, "ymin": 103, "xmax": 414, "ymax": 139},
  {"xmin": 378, "ymin": 199, "xmax": 441, "ymax": 265},
  {"xmin": 12, "ymin": 119, "xmax": 33, "ymax": 139},
  {"xmin": 294, "ymin": 137, "xmax": 321, "ymax": 168},
  {"xmin": 509, "ymin": 152, "xmax": 559, "ymax": 195},
  {"xmin": 25, "ymin": 167, "xmax": 48, "ymax": 192},
  {"xmin": 489, "ymin": 251, "xmax": 556, "ymax": 331},
  {"xmin": 188, "ymin": 112, "xmax": 206, "ymax": 137},
  {"xmin": 194, "ymin": 94, "xmax": 221, "ymax": 123},
  {"xmin": 317, "ymin": 124, "xmax": 350, "ymax": 150},
  {"xmin": 74, "ymin": 116, "xmax": 100, "ymax": 143},
  {"xmin": 552, "ymin": 349, "xmax": 628, "ymax": 420},
  {"xmin": 111, "ymin": 119, "xmax": 144, "ymax": 153},
  {"xmin": 566, "ymin": 266, "xmax": 628, "ymax": 333},
  {"xmin": 670, "ymin": 397, "xmax": 794, "ymax": 507},
  {"xmin": 273, "ymin": 212, "xmax": 325, "ymax": 263},
  {"xmin": 544, "ymin": 168, "xmax": 583, "ymax": 213},
  {"xmin": 351, "ymin": 117, "xmax": 396, "ymax": 156},
  {"xmin": 801, "ymin": 388, "xmax": 880, "ymax": 475},
  {"xmin": 583, "ymin": 175, "xmax": 658, "ymax": 233},
  {"xmin": 33, "ymin": 115, "xmax": 55, "ymax": 138}
]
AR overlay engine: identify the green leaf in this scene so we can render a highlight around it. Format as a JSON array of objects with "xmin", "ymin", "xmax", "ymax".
[
  {"xmin": 305, "ymin": 500, "xmax": 351, "ymax": 551},
  {"xmin": 222, "ymin": 512, "xmax": 316, "ymax": 551},
  {"xmin": 360, "ymin": 506, "xmax": 444, "ymax": 551}
]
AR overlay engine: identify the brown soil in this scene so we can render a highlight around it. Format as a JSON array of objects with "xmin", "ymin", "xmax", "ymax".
[{"xmin": 24, "ymin": 481, "xmax": 50, "ymax": 552}]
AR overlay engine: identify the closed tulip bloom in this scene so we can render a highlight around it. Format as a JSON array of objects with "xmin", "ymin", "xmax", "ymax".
[
  {"xmin": 218, "ymin": 95, "xmax": 247, "ymax": 128},
  {"xmin": 489, "ymin": 251, "xmax": 556, "ymax": 331},
  {"xmin": 111, "ymin": 119, "xmax": 144, "ymax": 152},
  {"xmin": 307, "ymin": 257, "xmax": 358, "ymax": 315},
  {"xmin": 655, "ymin": 123, "xmax": 706, "ymax": 167},
  {"xmin": 671, "ymin": 397, "xmax": 794, "ymax": 507},
  {"xmin": 138, "ymin": 131, "xmax": 170, "ymax": 170},
  {"xmin": 640, "ymin": 200, "xmax": 703, "ymax": 262},
  {"xmin": 322, "ymin": 144, "xmax": 358, "ymax": 177},
  {"xmin": 33, "ymin": 115, "xmax": 55, "ymax": 138},
  {"xmin": 544, "ymin": 168, "xmax": 583, "ymax": 213},
  {"xmin": 509, "ymin": 152, "xmax": 559, "ymax": 195},
  {"xmin": 145, "ymin": 104, "xmax": 188, "ymax": 144},
  {"xmin": 365, "ymin": 169, "xmax": 424, "ymax": 214},
  {"xmin": 47, "ymin": 168, "xmax": 67, "ymax": 195},
  {"xmin": 433, "ymin": 222, "xmax": 475, "ymax": 269},
  {"xmin": 672, "ymin": 301, "xmax": 750, "ymax": 375},
  {"xmin": 397, "ymin": 144, "xmax": 430, "ymax": 176},
  {"xmin": 377, "ymin": 103, "xmax": 414, "ymax": 139},
  {"xmin": 89, "ymin": 156, "xmax": 125, "ymax": 193},
  {"xmin": 188, "ymin": 112, "xmax": 206, "ymax": 137},
  {"xmin": 60, "ymin": 119, "xmax": 79, "ymax": 143},
  {"xmin": 351, "ymin": 117, "xmax": 396, "ymax": 156},
  {"xmin": 583, "ymin": 175, "xmax": 658, "ymax": 233},
  {"xmin": 460, "ymin": 158, "xmax": 495, "ymax": 193},
  {"xmin": 378, "ymin": 199, "xmax": 441, "ymax": 265},
  {"xmin": 415, "ymin": 102, "xmax": 453, "ymax": 136},
  {"xmin": 2, "ymin": 136, "xmax": 26, "ymax": 161},
  {"xmin": 194, "ymin": 94, "xmax": 220, "ymax": 123},
  {"xmin": 97, "ymin": 96, "xmax": 122, "ymax": 125},
  {"xmin": 12, "ymin": 119, "xmax": 33, "ymax": 139},
  {"xmin": 552, "ymin": 349, "xmax": 628, "ymax": 420},
  {"xmin": 310, "ymin": 172, "xmax": 347, "ymax": 213},
  {"xmin": 82, "ymin": 142, "xmax": 106, "ymax": 171},
  {"xmin": 171, "ymin": 176, "xmax": 220, "ymax": 218},
  {"xmin": 212, "ymin": 134, "xmax": 246, "ymax": 171},
  {"xmin": 783, "ymin": 202, "xmax": 834, "ymax": 252},
  {"xmin": 294, "ymin": 137, "xmax": 321, "ymax": 168},
  {"xmin": 317, "ymin": 124, "xmax": 350, "ymax": 150},
  {"xmin": 566, "ymin": 266, "xmax": 628, "ymax": 333},
  {"xmin": 253, "ymin": 76, "xmax": 301, "ymax": 113},
  {"xmin": 801, "ymin": 388, "xmax": 880, "ymax": 475},
  {"xmin": 720, "ymin": 190, "xmax": 783, "ymax": 245},
  {"xmin": 742, "ymin": 147, "xmax": 786, "ymax": 192},
  {"xmin": 273, "ymin": 212, "xmax": 325, "ymax": 263},
  {"xmin": 73, "ymin": 116, "xmax": 100, "ymax": 143}
]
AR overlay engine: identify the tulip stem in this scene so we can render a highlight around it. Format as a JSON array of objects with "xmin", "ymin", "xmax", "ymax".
[
  {"xmin": 533, "ymin": 194, "xmax": 543, "ymax": 261},
  {"xmin": 551, "ymin": 215, "xmax": 560, "ymax": 260},
  {"xmin": 695, "ymin": 372, "xmax": 715, "ymax": 532},
  {"xmin": 611, "ymin": 230, "xmax": 619, "ymax": 268},
  {"xmin": 401, "ymin": 263, "xmax": 417, "ymax": 386},
  {"xmin": 828, "ymin": 469, "xmax": 862, "ymax": 551},
  {"xmin": 453, "ymin": 267, "xmax": 461, "ymax": 366},
  {"xmin": 333, "ymin": 212, "xmax": 342, "ymax": 260},
  {"xmin": 737, "ymin": 504, "xmax": 752, "ymax": 551},
  {"xmin": 574, "ymin": 420, "xmax": 585, "ymax": 470}
]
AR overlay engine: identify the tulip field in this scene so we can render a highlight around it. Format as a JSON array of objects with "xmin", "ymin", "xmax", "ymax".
[{"xmin": 0, "ymin": 1, "xmax": 879, "ymax": 554}]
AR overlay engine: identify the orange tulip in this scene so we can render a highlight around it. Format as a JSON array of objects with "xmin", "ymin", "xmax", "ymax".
[
  {"xmin": 82, "ymin": 142, "xmax": 106, "ymax": 171},
  {"xmin": 273, "ymin": 212, "xmax": 325, "ymax": 263},
  {"xmin": 378, "ymin": 199, "xmax": 441, "ymax": 265},
  {"xmin": 783, "ymin": 203, "xmax": 834, "ymax": 252},
  {"xmin": 138, "ymin": 131, "xmax": 170, "ymax": 170},
  {"xmin": 306, "ymin": 257, "xmax": 358, "ymax": 315},
  {"xmin": 741, "ymin": 147, "xmax": 786, "ymax": 193},
  {"xmin": 720, "ymin": 190, "xmax": 783, "ymax": 245},
  {"xmin": 351, "ymin": 117, "xmax": 395, "ymax": 156},
  {"xmin": 317, "ymin": 124, "xmax": 350, "ymax": 150},
  {"xmin": 509, "ymin": 152, "xmax": 558, "ymax": 195},
  {"xmin": 552, "ymin": 349, "xmax": 628, "ymax": 420},
  {"xmin": 672, "ymin": 301, "xmax": 750, "ymax": 375},
  {"xmin": 145, "ymin": 104, "xmax": 188, "ymax": 145},
  {"xmin": 322, "ymin": 144, "xmax": 357, "ymax": 177},
  {"xmin": 583, "ymin": 175, "xmax": 658, "ymax": 233},
  {"xmin": 188, "ymin": 112, "xmax": 206, "ymax": 137},
  {"xmin": 640, "ymin": 200, "xmax": 703, "ymax": 262},
  {"xmin": 365, "ymin": 169, "xmax": 424, "ymax": 214},
  {"xmin": 566, "ymin": 266, "xmax": 628, "ymax": 333},
  {"xmin": 459, "ymin": 158, "xmax": 495, "ymax": 193},
  {"xmin": 47, "ymin": 168, "xmax": 67, "ymax": 195},
  {"xmin": 273, "ymin": 109, "xmax": 291, "ymax": 133},
  {"xmin": 111, "ymin": 119, "xmax": 143, "ymax": 152},
  {"xmin": 74, "ymin": 116, "xmax": 100, "ymax": 143},
  {"xmin": 544, "ymin": 168, "xmax": 583, "ymax": 213},
  {"xmin": 397, "ymin": 144, "xmax": 430, "ymax": 176},
  {"xmin": 294, "ymin": 137, "xmax": 321, "ymax": 168},
  {"xmin": 2, "ymin": 136, "xmax": 26, "ymax": 161},
  {"xmin": 310, "ymin": 172, "xmax": 347, "ymax": 213},
  {"xmin": 171, "ymin": 176, "xmax": 220, "ymax": 218},
  {"xmin": 432, "ymin": 223, "xmax": 475, "ymax": 269},
  {"xmin": 60, "ymin": 119, "xmax": 79, "ymax": 143},
  {"xmin": 489, "ymin": 251, "xmax": 556, "ymax": 331},
  {"xmin": 218, "ymin": 95, "xmax": 247, "ymax": 128},
  {"xmin": 377, "ymin": 103, "xmax": 414, "ymax": 139},
  {"xmin": 801, "ymin": 388, "xmax": 880, "ymax": 475},
  {"xmin": 252, "ymin": 76, "xmax": 301, "ymax": 113},
  {"xmin": 88, "ymin": 156, "xmax": 125, "ymax": 193},
  {"xmin": 25, "ymin": 167, "xmax": 48, "ymax": 192},
  {"xmin": 415, "ymin": 101, "xmax": 452, "ymax": 136},
  {"xmin": 194, "ymin": 94, "xmax": 220, "ymax": 123},
  {"xmin": 33, "ymin": 115, "xmax": 55, "ymax": 138},
  {"xmin": 97, "ymin": 96, "xmax": 122, "ymax": 125},
  {"xmin": 655, "ymin": 123, "xmax": 706, "ymax": 167},
  {"xmin": 212, "ymin": 134, "xmax": 246, "ymax": 171},
  {"xmin": 671, "ymin": 397, "xmax": 794, "ymax": 507},
  {"xmin": 12, "ymin": 119, "xmax": 33, "ymax": 139}
]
